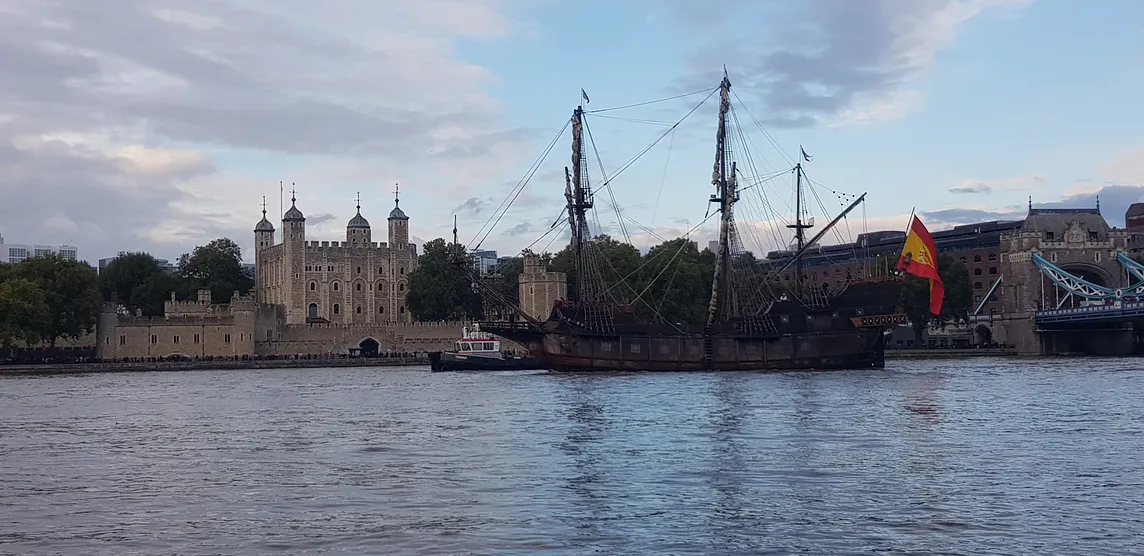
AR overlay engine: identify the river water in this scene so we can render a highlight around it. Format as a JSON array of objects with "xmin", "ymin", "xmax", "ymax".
[{"xmin": 2, "ymin": 358, "xmax": 1142, "ymax": 555}]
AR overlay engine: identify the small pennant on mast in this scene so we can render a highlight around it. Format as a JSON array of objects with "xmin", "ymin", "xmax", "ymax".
[
  {"xmin": 800, "ymin": 146, "xmax": 812, "ymax": 163},
  {"xmin": 581, "ymin": 88, "xmax": 590, "ymax": 105}
]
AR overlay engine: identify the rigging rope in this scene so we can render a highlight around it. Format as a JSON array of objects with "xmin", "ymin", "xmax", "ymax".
[
  {"xmin": 585, "ymin": 86, "xmax": 718, "ymax": 114},
  {"xmin": 469, "ymin": 119, "xmax": 570, "ymax": 251},
  {"xmin": 582, "ymin": 117, "xmax": 632, "ymax": 244}
]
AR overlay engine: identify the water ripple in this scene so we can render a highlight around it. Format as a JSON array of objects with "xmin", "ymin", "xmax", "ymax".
[{"xmin": 2, "ymin": 360, "xmax": 1144, "ymax": 555}]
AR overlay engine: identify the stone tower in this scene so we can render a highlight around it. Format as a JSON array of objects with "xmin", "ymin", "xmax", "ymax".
[
  {"xmin": 253, "ymin": 197, "xmax": 275, "ymax": 303},
  {"xmin": 518, "ymin": 254, "xmax": 567, "ymax": 321},
  {"xmin": 388, "ymin": 183, "xmax": 409, "ymax": 248},
  {"xmin": 346, "ymin": 192, "xmax": 372, "ymax": 245},
  {"xmin": 282, "ymin": 187, "xmax": 307, "ymax": 324}
]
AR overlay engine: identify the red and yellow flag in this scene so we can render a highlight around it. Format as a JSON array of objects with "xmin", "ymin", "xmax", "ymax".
[{"xmin": 897, "ymin": 216, "xmax": 945, "ymax": 315}]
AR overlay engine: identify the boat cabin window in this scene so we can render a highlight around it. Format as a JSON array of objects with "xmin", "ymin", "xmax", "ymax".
[{"xmin": 458, "ymin": 342, "xmax": 472, "ymax": 351}]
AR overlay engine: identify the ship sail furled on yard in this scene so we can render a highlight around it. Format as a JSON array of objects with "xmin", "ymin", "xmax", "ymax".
[{"xmin": 479, "ymin": 70, "xmax": 906, "ymax": 371}]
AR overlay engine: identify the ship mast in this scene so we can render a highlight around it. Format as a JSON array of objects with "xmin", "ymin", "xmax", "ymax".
[
  {"xmin": 706, "ymin": 71, "xmax": 737, "ymax": 326},
  {"xmin": 566, "ymin": 106, "xmax": 594, "ymax": 302},
  {"xmin": 787, "ymin": 164, "xmax": 813, "ymax": 296}
]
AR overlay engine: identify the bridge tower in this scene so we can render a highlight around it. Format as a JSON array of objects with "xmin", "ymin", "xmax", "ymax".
[{"xmin": 994, "ymin": 206, "xmax": 1134, "ymax": 354}]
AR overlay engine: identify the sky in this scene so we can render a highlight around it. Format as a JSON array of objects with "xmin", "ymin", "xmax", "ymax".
[{"xmin": 1, "ymin": 0, "xmax": 1142, "ymax": 264}]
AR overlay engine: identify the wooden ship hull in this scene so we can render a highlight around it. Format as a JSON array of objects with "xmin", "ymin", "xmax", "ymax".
[{"xmin": 482, "ymin": 280, "xmax": 906, "ymax": 372}]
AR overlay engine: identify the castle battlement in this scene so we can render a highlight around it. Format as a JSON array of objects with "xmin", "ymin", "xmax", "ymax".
[
  {"xmin": 285, "ymin": 320, "xmax": 470, "ymax": 330},
  {"xmin": 116, "ymin": 314, "xmax": 237, "ymax": 326}
]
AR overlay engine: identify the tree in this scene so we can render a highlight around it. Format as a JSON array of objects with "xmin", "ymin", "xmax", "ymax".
[
  {"xmin": 0, "ymin": 279, "xmax": 51, "ymax": 348},
  {"xmin": 634, "ymin": 238, "xmax": 715, "ymax": 324},
  {"xmin": 900, "ymin": 253, "xmax": 973, "ymax": 339},
  {"xmin": 9, "ymin": 255, "xmax": 100, "ymax": 346},
  {"xmin": 177, "ymin": 238, "xmax": 253, "ymax": 304},
  {"xmin": 406, "ymin": 238, "xmax": 484, "ymax": 321},
  {"xmin": 549, "ymin": 234, "xmax": 642, "ymax": 301},
  {"xmin": 98, "ymin": 252, "xmax": 183, "ymax": 315}
]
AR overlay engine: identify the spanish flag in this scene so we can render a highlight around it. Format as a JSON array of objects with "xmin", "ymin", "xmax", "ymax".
[{"xmin": 897, "ymin": 216, "xmax": 944, "ymax": 315}]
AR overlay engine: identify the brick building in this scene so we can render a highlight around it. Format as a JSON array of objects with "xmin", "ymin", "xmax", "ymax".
[{"xmin": 763, "ymin": 219, "xmax": 1022, "ymax": 316}]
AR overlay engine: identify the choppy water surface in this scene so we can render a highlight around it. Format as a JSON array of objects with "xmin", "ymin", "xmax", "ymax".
[{"xmin": 2, "ymin": 358, "xmax": 1144, "ymax": 555}]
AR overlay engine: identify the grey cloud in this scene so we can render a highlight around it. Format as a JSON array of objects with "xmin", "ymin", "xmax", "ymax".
[
  {"xmin": 0, "ymin": 0, "xmax": 522, "ymax": 260},
  {"xmin": 668, "ymin": 0, "xmax": 1027, "ymax": 128},
  {"xmin": 950, "ymin": 185, "xmax": 992, "ymax": 194},
  {"xmin": 502, "ymin": 221, "xmax": 536, "ymax": 236},
  {"xmin": 452, "ymin": 197, "xmax": 488, "ymax": 217},
  {"xmin": 921, "ymin": 208, "xmax": 1024, "ymax": 224},
  {"xmin": 1037, "ymin": 184, "xmax": 1144, "ymax": 227},
  {"xmin": 307, "ymin": 213, "xmax": 337, "ymax": 227}
]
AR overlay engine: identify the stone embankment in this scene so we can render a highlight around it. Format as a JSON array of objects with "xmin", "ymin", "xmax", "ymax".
[
  {"xmin": 885, "ymin": 348, "xmax": 1017, "ymax": 359},
  {"xmin": 0, "ymin": 357, "xmax": 428, "ymax": 376}
]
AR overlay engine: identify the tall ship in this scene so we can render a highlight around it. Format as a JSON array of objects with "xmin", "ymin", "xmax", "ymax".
[{"xmin": 477, "ymin": 71, "xmax": 907, "ymax": 371}]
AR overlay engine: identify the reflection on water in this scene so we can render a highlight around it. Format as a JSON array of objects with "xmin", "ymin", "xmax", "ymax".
[{"xmin": 2, "ymin": 360, "xmax": 1144, "ymax": 555}]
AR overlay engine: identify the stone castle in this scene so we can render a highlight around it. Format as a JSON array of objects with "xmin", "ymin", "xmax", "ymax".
[{"xmin": 96, "ymin": 188, "xmax": 472, "ymax": 360}]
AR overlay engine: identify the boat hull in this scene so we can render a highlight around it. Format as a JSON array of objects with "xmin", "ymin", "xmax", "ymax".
[
  {"xmin": 517, "ymin": 328, "xmax": 886, "ymax": 372},
  {"xmin": 428, "ymin": 351, "xmax": 543, "ymax": 372}
]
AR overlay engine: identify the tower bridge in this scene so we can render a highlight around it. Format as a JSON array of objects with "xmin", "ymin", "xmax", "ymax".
[{"xmin": 987, "ymin": 205, "xmax": 1144, "ymax": 355}]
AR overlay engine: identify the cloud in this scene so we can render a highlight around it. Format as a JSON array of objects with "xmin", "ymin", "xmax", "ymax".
[
  {"xmin": 452, "ymin": 197, "xmax": 489, "ymax": 217},
  {"xmin": 502, "ymin": 221, "xmax": 537, "ymax": 236},
  {"xmin": 949, "ymin": 173, "xmax": 1046, "ymax": 194},
  {"xmin": 0, "ymin": 0, "xmax": 531, "ymax": 261},
  {"xmin": 674, "ymin": 0, "xmax": 1033, "ymax": 127}
]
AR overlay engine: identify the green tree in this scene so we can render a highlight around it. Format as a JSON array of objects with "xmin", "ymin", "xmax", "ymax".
[
  {"xmin": 9, "ymin": 255, "xmax": 100, "ymax": 346},
  {"xmin": 634, "ymin": 238, "xmax": 715, "ymax": 324},
  {"xmin": 98, "ymin": 252, "xmax": 183, "ymax": 315},
  {"xmin": 177, "ymin": 238, "xmax": 253, "ymax": 304},
  {"xmin": 406, "ymin": 238, "xmax": 484, "ymax": 321},
  {"xmin": 900, "ymin": 253, "xmax": 973, "ymax": 339},
  {"xmin": 549, "ymin": 234, "xmax": 642, "ymax": 301},
  {"xmin": 0, "ymin": 279, "xmax": 51, "ymax": 348}
]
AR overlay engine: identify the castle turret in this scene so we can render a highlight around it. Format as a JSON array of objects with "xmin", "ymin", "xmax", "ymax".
[
  {"xmin": 282, "ymin": 186, "xmax": 307, "ymax": 324},
  {"xmin": 346, "ymin": 192, "xmax": 372, "ymax": 245},
  {"xmin": 388, "ymin": 182, "xmax": 409, "ymax": 249},
  {"xmin": 519, "ymin": 254, "xmax": 567, "ymax": 321},
  {"xmin": 254, "ymin": 197, "xmax": 275, "ymax": 303}
]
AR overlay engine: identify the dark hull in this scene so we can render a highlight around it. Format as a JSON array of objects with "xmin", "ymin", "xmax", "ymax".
[
  {"xmin": 481, "ymin": 278, "xmax": 904, "ymax": 373},
  {"xmin": 428, "ymin": 351, "xmax": 542, "ymax": 372}
]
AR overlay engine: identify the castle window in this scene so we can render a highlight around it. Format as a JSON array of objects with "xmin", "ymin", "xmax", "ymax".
[
  {"xmin": 333, "ymin": 282, "xmax": 340, "ymax": 291},
  {"xmin": 973, "ymin": 254, "xmax": 982, "ymax": 263},
  {"xmin": 988, "ymin": 253, "xmax": 997, "ymax": 262},
  {"xmin": 307, "ymin": 303, "xmax": 318, "ymax": 319},
  {"xmin": 173, "ymin": 335, "xmax": 179, "ymax": 344},
  {"xmin": 399, "ymin": 283, "xmax": 405, "ymax": 291},
  {"xmin": 974, "ymin": 268, "xmax": 983, "ymax": 276},
  {"xmin": 194, "ymin": 334, "xmax": 200, "ymax": 344},
  {"xmin": 328, "ymin": 265, "xmax": 333, "ymax": 271},
  {"xmin": 1051, "ymin": 252, "xmax": 1058, "ymax": 262},
  {"xmin": 356, "ymin": 305, "xmax": 362, "ymax": 314},
  {"xmin": 378, "ymin": 266, "xmax": 384, "ymax": 274},
  {"xmin": 1046, "ymin": 231, "xmax": 1055, "ymax": 241},
  {"xmin": 400, "ymin": 306, "xmax": 405, "ymax": 314},
  {"xmin": 150, "ymin": 334, "xmax": 157, "ymax": 344},
  {"xmin": 1095, "ymin": 252, "xmax": 1102, "ymax": 263},
  {"xmin": 309, "ymin": 281, "xmax": 316, "ymax": 291},
  {"xmin": 356, "ymin": 266, "xmax": 361, "ymax": 274},
  {"xmin": 988, "ymin": 267, "xmax": 997, "ymax": 275},
  {"xmin": 306, "ymin": 265, "xmax": 311, "ymax": 271},
  {"xmin": 378, "ymin": 306, "xmax": 385, "ymax": 314},
  {"xmin": 974, "ymin": 281, "xmax": 983, "ymax": 289},
  {"xmin": 1089, "ymin": 231, "xmax": 1099, "ymax": 242},
  {"xmin": 356, "ymin": 282, "xmax": 362, "ymax": 291},
  {"xmin": 224, "ymin": 333, "xmax": 231, "ymax": 344},
  {"xmin": 378, "ymin": 283, "xmax": 384, "ymax": 291},
  {"xmin": 400, "ymin": 267, "xmax": 405, "ymax": 275},
  {"xmin": 119, "ymin": 335, "xmax": 126, "ymax": 345},
  {"xmin": 333, "ymin": 304, "xmax": 341, "ymax": 315}
]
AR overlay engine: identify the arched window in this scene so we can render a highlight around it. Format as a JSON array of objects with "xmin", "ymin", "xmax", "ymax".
[
  {"xmin": 973, "ymin": 255, "xmax": 982, "ymax": 262},
  {"xmin": 378, "ymin": 305, "xmax": 385, "ymax": 314},
  {"xmin": 332, "ymin": 282, "xmax": 340, "ymax": 291},
  {"xmin": 400, "ymin": 306, "xmax": 405, "ymax": 314},
  {"xmin": 974, "ymin": 268, "xmax": 983, "ymax": 276},
  {"xmin": 356, "ymin": 266, "xmax": 361, "ymax": 275},
  {"xmin": 355, "ymin": 305, "xmax": 362, "ymax": 314},
  {"xmin": 377, "ymin": 266, "xmax": 384, "ymax": 275},
  {"xmin": 333, "ymin": 304, "xmax": 341, "ymax": 315},
  {"xmin": 355, "ymin": 282, "xmax": 362, "ymax": 291},
  {"xmin": 377, "ymin": 282, "xmax": 384, "ymax": 291},
  {"xmin": 309, "ymin": 281, "xmax": 316, "ymax": 291},
  {"xmin": 307, "ymin": 303, "xmax": 318, "ymax": 319},
  {"xmin": 400, "ymin": 266, "xmax": 405, "ymax": 275},
  {"xmin": 988, "ymin": 253, "xmax": 997, "ymax": 262},
  {"xmin": 399, "ymin": 283, "xmax": 405, "ymax": 291}
]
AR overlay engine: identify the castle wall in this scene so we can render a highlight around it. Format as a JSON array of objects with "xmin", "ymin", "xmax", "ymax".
[
  {"xmin": 254, "ymin": 321, "xmax": 469, "ymax": 355},
  {"xmin": 299, "ymin": 242, "xmax": 417, "ymax": 324}
]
